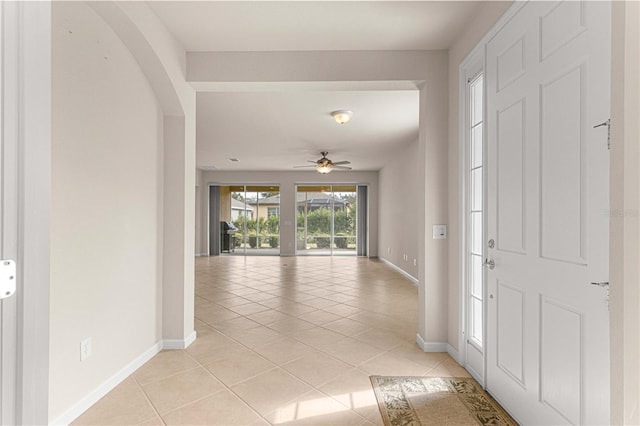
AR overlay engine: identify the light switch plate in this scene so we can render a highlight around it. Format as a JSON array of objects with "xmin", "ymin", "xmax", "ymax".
[
  {"xmin": 0, "ymin": 260, "xmax": 16, "ymax": 300},
  {"xmin": 432, "ymin": 225, "xmax": 447, "ymax": 239}
]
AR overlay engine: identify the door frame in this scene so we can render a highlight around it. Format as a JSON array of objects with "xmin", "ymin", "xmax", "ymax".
[
  {"xmin": 458, "ymin": 49, "xmax": 486, "ymax": 385},
  {"xmin": 2, "ymin": 1, "xmax": 51, "ymax": 424},
  {"xmin": 207, "ymin": 182, "xmax": 282, "ymax": 256},
  {"xmin": 457, "ymin": 0, "xmax": 639, "ymax": 423},
  {"xmin": 458, "ymin": 3, "xmax": 526, "ymax": 378}
]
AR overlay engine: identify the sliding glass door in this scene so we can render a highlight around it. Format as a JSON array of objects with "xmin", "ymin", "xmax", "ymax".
[
  {"xmin": 296, "ymin": 185, "xmax": 357, "ymax": 256},
  {"xmin": 222, "ymin": 185, "xmax": 280, "ymax": 255}
]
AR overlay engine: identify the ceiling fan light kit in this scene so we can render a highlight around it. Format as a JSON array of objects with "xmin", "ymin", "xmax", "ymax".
[
  {"xmin": 294, "ymin": 151, "xmax": 352, "ymax": 174},
  {"xmin": 331, "ymin": 110, "xmax": 353, "ymax": 125},
  {"xmin": 317, "ymin": 161, "xmax": 334, "ymax": 174}
]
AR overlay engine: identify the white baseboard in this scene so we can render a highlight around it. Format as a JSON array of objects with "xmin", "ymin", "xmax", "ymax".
[
  {"xmin": 163, "ymin": 331, "xmax": 197, "ymax": 350},
  {"xmin": 195, "ymin": 253, "xmax": 209, "ymax": 257},
  {"xmin": 379, "ymin": 257, "xmax": 418, "ymax": 285},
  {"xmin": 416, "ymin": 333, "xmax": 448, "ymax": 352},
  {"xmin": 50, "ymin": 341, "xmax": 162, "ymax": 426},
  {"xmin": 447, "ymin": 344, "xmax": 462, "ymax": 364},
  {"xmin": 51, "ymin": 331, "xmax": 199, "ymax": 426}
]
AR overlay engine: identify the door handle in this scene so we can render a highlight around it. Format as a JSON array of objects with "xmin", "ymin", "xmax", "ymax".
[
  {"xmin": 483, "ymin": 258, "xmax": 495, "ymax": 270},
  {"xmin": 0, "ymin": 260, "xmax": 16, "ymax": 299},
  {"xmin": 590, "ymin": 281, "xmax": 609, "ymax": 288}
]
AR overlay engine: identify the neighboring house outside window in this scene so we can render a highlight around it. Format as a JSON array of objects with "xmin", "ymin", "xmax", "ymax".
[{"xmin": 268, "ymin": 207, "xmax": 280, "ymax": 217}]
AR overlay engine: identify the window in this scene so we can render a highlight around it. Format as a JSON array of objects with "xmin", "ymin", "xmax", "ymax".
[
  {"xmin": 267, "ymin": 207, "xmax": 279, "ymax": 217},
  {"xmin": 468, "ymin": 73, "xmax": 484, "ymax": 347}
]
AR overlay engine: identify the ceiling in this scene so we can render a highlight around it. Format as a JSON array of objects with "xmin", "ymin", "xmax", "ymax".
[
  {"xmin": 196, "ymin": 90, "xmax": 419, "ymax": 171},
  {"xmin": 148, "ymin": 2, "xmax": 483, "ymax": 172},
  {"xmin": 148, "ymin": 2, "xmax": 482, "ymax": 52}
]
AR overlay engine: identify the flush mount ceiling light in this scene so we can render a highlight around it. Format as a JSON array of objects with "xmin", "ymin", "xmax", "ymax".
[{"xmin": 331, "ymin": 110, "xmax": 353, "ymax": 125}]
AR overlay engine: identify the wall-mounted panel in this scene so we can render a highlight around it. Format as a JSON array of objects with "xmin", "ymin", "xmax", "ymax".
[
  {"xmin": 497, "ymin": 100, "xmax": 526, "ymax": 254},
  {"xmin": 497, "ymin": 38, "xmax": 525, "ymax": 92},
  {"xmin": 540, "ymin": 1, "xmax": 586, "ymax": 61},
  {"xmin": 497, "ymin": 282, "xmax": 525, "ymax": 385},
  {"xmin": 540, "ymin": 66, "xmax": 585, "ymax": 264},
  {"xmin": 541, "ymin": 297, "xmax": 582, "ymax": 425}
]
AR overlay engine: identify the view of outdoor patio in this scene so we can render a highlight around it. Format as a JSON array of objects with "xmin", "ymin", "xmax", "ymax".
[
  {"xmin": 296, "ymin": 185, "xmax": 357, "ymax": 256},
  {"xmin": 218, "ymin": 185, "xmax": 358, "ymax": 256}
]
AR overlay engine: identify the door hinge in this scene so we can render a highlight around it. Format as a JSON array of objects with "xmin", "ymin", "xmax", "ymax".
[
  {"xmin": 593, "ymin": 119, "xmax": 611, "ymax": 150},
  {"xmin": 0, "ymin": 260, "xmax": 16, "ymax": 299}
]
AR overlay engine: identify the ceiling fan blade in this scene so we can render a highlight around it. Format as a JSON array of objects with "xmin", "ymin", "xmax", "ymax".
[
  {"xmin": 293, "ymin": 165, "xmax": 317, "ymax": 168},
  {"xmin": 332, "ymin": 161, "xmax": 351, "ymax": 165},
  {"xmin": 333, "ymin": 165, "xmax": 352, "ymax": 170},
  {"xmin": 307, "ymin": 160, "xmax": 318, "ymax": 164}
]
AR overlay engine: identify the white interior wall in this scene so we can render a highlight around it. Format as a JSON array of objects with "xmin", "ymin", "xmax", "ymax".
[
  {"xmin": 196, "ymin": 170, "xmax": 378, "ymax": 257},
  {"xmin": 50, "ymin": 2, "xmax": 164, "ymax": 421},
  {"xmin": 378, "ymin": 139, "xmax": 420, "ymax": 279},
  {"xmin": 89, "ymin": 0, "xmax": 198, "ymax": 346},
  {"xmin": 446, "ymin": 1, "xmax": 513, "ymax": 352}
]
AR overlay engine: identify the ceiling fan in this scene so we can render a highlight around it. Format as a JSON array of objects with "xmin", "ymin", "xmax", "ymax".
[{"xmin": 294, "ymin": 152, "xmax": 352, "ymax": 174}]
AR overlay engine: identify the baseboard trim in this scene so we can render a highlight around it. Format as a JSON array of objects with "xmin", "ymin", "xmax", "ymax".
[
  {"xmin": 163, "ymin": 331, "xmax": 197, "ymax": 350},
  {"xmin": 195, "ymin": 253, "xmax": 209, "ymax": 257},
  {"xmin": 447, "ymin": 344, "xmax": 462, "ymax": 364},
  {"xmin": 379, "ymin": 257, "xmax": 418, "ymax": 285},
  {"xmin": 416, "ymin": 334, "xmax": 448, "ymax": 352},
  {"xmin": 50, "ymin": 341, "xmax": 162, "ymax": 426},
  {"xmin": 51, "ymin": 331, "xmax": 199, "ymax": 425}
]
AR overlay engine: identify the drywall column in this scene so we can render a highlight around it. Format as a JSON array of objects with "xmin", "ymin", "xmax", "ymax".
[
  {"xmin": 416, "ymin": 77, "xmax": 449, "ymax": 350},
  {"xmin": 610, "ymin": 1, "xmax": 640, "ymax": 423},
  {"xmin": 163, "ymin": 114, "xmax": 196, "ymax": 344}
]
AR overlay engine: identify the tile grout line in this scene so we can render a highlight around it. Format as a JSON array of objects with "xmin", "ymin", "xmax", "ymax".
[
  {"xmin": 178, "ymin": 349, "xmax": 275, "ymax": 425},
  {"xmin": 131, "ymin": 372, "xmax": 168, "ymax": 426}
]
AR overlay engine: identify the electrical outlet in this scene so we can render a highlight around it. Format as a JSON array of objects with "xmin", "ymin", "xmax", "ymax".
[
  {"xmin": 80, "ymin": 337, "xmax": 92, "ymax": 361},
  {"xmin": 387, "ymin": 247, "xmax": 391, "ymax": 254},
  {"xmin": 414, "ymin": 259, "xmax": 417, "ymax": 266}
]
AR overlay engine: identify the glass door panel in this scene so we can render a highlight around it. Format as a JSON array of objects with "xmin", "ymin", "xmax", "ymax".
[
  {"xmin": 224, "ymin": 185, "xmax": 279, "ymax": 255},
  {"xmin": 297, "ymin": 186, "xmax": 331, "ymax": 254},
  {"xmin": 296, "ymin": 185, "xmax": 357, "ymax": 256},
  {"xmin": 332, "ymin": 186, "xmax": 356, "ymax": 255}
]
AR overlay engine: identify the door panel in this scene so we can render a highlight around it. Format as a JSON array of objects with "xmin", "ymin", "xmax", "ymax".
[
  {"xmin": 485, "ymin": 1, "xmax": 610, "ymax": 424},
  {"xmin": 540, "ymin": 66, "xmax": 585, "ymax": 263},
  {"xmin": 496, "ymin": 99, "xmax": 526, "ymax": 254},
  {"xmin": 496, "ymin": 282, "xmax": 525, "ymax": 385}
]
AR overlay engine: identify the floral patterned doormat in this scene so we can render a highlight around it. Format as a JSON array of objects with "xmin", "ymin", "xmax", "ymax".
[{"xmin": 370, "ymin": 376, "xmax": 518, "ymax": 426}]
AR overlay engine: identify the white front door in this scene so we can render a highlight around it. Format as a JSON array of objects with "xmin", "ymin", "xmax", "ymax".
[{"xmin": 485, "ymin": 1, "xmax": 611, "ymax": 424}]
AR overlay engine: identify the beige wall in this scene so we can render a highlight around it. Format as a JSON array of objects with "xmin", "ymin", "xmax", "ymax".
[
  {"xmin": 446, "ymin": 1, "xmax": 513, "ymax": 352},
  {"xmin": 610, "ymin": 1, "xmax": 640, "ymax": 423},
  {"xmin": 378, "ymin": 139, "xmax": 419, "ymax": 279},
  {"xmin": 197, "ymin": 171, "xmax": 378, "ymax": 257},
  {"xmin": 51, "ymin": 2, "xmax": 164, "ymax": 420}
]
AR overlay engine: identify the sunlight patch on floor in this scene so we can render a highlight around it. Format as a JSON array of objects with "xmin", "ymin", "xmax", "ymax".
[{"xmin": 273, "ymin": 390, "xmax": 376, "ymax": 424}]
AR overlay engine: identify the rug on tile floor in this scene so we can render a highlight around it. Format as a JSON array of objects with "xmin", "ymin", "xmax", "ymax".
[{"xmin": 370, "ymin": 376, "xmax": 517, "ymax": 426}]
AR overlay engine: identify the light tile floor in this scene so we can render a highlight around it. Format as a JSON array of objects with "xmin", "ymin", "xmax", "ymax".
[{"xmin": 73, "ymin": 256, "xmax": 469, "ymax": 425}]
